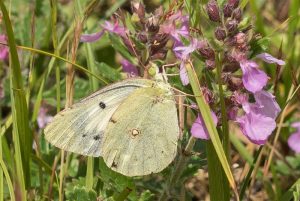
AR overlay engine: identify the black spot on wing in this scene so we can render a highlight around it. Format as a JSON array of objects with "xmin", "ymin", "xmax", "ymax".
[
  {"xmin": 99, "ymin": 101, "xmax": 106, "ymax": 109},
  {"xmin": 93, "ymin": 135, "xmax": 100, "ymax": 140}
]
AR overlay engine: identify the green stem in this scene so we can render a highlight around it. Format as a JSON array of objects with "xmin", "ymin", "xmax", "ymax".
[
  {"xmin": 215, "ymin": 53, "xmax": 230, "ymax": 160},
  {"xmin": 239, "ymin": 146, "xmax": 263, "ymax": 200},
  {"xmin": 75, "ymin": 0, "xmax": 100, "ymax": 190},
  {"xmin": 159, "ymin": 137, "xmax": 196, "ymax": 201}
]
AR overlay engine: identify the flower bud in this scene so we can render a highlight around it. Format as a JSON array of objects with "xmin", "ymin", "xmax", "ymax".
[
  {"xmin": 232, "ymin": 8, "xmax": 242, "ymax": 21},
  {"xmin": 215, "ymin": 27, "xmax": 226, "ymax": 41},
  {"xmin": 146, "ymin": 16, "xmax": 159, "ymax": 33},
  {"xmin": 228, "ymin": 76, "xmax": 243, "ymax": 91},
  {"xmin": 198, "ymin": 45, "xmax": 215, "ymax": 59},
  {"xmin": 205, "ymin": 59, "xmax": 216, "ymax": 70},
  {"xmin": 223, "ymin": 3, "xmax": 234, "ymax": 18},
  {"xmin": 223, "ymin": 62, "xmax": 240, "ymax": 73},
  {"xmin": 137, "ymin": 32, "xmax": 148, "ymax": 43},
  {"xmin": 228, "ymin": 0, "xmax": 239, "ymax": 8},
  {"xmin": 227, "ymin": 106, "xmax": 238, "ymax": 120},
  {"xmin": 201, "ymin": 87, "xmax": 215, "ymax": 103},
  {"xmin": 226, "ymin": 19, "xmax": 238, "ymax": 33},
  {"xmin": 206, "ymin": 0, "xmax": 221, "ymax": 22},
  {"xmin": 131, "ymin": 1, "xmax": 145, "ymax": 19},
  {"xmin": 234, "ymin": 32, "xmax": 247, "ymax": 50}
]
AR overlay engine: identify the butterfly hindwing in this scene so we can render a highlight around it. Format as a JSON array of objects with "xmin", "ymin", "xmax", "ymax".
[
  {"xmin": 44, "ymin": 79, "xmax": 153, "ymax": 156},
  {"xmin": 102, "ymin": 85, "xmax": 180, "ymax": 176}
]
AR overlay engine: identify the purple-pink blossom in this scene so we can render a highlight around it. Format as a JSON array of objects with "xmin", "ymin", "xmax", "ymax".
[
  {"xmin": 239, "ymin": 60, "xmax": 269, "ymax": 93},
  {"xmin": 234, "ymin": 52, "xmax": 284, "ymax": 93},
  {"xmin": 120, "ymin": 59, "xmax": 138, "ymax": 77},
  {"xmin": 256, "ymin": 53, "xmax": 285, "ymax": 66},
  {"xmin": 38, "ymin": 107, "xmax": 53, "ymax": 129},
  {"xmin": 288, "ymin": 122, "xmax": 300, "ymax": 153},
  {"xmin": 233, "ymin": 90, "xmax": 280, "ymax": 145},
  {"xmin": 179, "ymin": 62, "xmax": 189, "ymax": 86},
  {"xmin": 81, "ymin": 21, "xmax": 126, "ymax": 42},
  {"xmin": 191, "ymin": 112, "xmax": 218, "ymax": 140},
  {"xmin": 0, "ymin": 35, "xmax": 9, "ymax": 60},
  {"xmin": 160, "ymin": 12, "xmax": 189, "ymax": 43},
  {"xmin": 173, "ymin": 39, "xmax": 205, "ymax": 85},
  {"xmin": 236, "ymin": 111, "xmax": 276, "ymax": 145},
  {"xmin": 253, "ymin": 90, "xmax": 281, "ymax": 119}
]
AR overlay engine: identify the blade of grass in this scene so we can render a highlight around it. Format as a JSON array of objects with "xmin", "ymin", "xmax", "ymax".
[
  {"xmin": 185, "ymin": 62, "xmax": 238, "ymax": 198},
  {"xmin": 75, "ymin": 0, "xmax": 100, "ymax": 190},
  {"xmin": 204, "ymin": 53, "xmax": 230, "ymax": 201},
  {"xmin": 0, "ymin": 158, "xmax": 15, "ymax": 201},
  {"xmin": 0, "ymin": 0, "xmax": 32, "ymax": 193},
  {"xmin": 230, "ymin": 134, "xmax": 254, "ymax": 164},
  {"xmin": 280, "ymin": 178, "xmax": 300, "ymax": 201},
  {"xmin": 216, "ymin": 53, "xmax": 230, "ymax": 159},
  {"xmin": 239, "ymin": 146, "xmax": 263, "ymax": 200},
  {"xmin": 50, "ymin": 1, "xmax": 63, "ymax": 200},
  {"xmin": 206, "ymin": 140, "xmax": 230, "ymax": 201}
]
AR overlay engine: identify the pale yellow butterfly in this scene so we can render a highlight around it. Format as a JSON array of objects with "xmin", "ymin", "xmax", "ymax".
[{"xmin": 44, "ymin": 77, "xmax": 179, "ymax": 176}]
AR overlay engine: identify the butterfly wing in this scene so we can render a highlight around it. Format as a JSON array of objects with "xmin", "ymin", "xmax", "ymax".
[
  {"xmin": 102, "ymin": 85, "xmax": 179, "ymax": 176},
  {"xmin": 44, "ymin": 79, "xmax": 153, "ymax": 157}
]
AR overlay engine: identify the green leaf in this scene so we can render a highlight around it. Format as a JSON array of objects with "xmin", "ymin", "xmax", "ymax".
[
  {"xmin": 185, "ymin": 63, "xmax": 237, "ymax": 194},
  {"xmin": 99, "ymin": 158, "xmax": 136, "ymax": 200},
  {"xmin": 96, "ymin": 62, "xmax": 121, "ymax": 82},
  {"xmin": 109, "ymin": 34, "xmax": 138, "ymax": 65},
  {"xmin": 0, "ymin": 0, "xmax": 32, "ymax": 192}
]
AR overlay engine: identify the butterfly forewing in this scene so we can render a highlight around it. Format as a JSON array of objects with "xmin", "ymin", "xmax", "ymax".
[
  {"xmin": 44, "ymin": 79, "xmax": 153, "ymax": 156},
  {"xmin": 102, "ymin": 85, "xmax": 180, "ymax": 176}
]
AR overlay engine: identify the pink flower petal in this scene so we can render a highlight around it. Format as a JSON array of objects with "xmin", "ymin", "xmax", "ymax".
[
  {"xmin": 253, "ymin": 90, "xmax": 281, "ymax": 119},
  {"xmin": 288, "ymin": 133, "xmax": 300, "ymax": 153},
  {"xmin": 256, "ymin": 53, "xmax": 285, "ymax": 66},
  {"xmin": 191, "ymin": 112, "xmax": 218, "ymax": 140},
  {"xmin": 0, "ymin": 34, "xmax": 9, "ymax": 60},
  {"xmin": 236, "ymin": 111, "xmax": 276, "ymax": 145},
  {"xmin": 80, "ymin": 31, "xmax": 104, "ymax": 42},
  {"xmin": 120, "ymin": 59, "xmax": 138, "ymax": 77},
  {"xmin": 292, "ymin": 122, "xmax": 300, "ymax": 131},
  {"xmin": 37, "ymin": 107, "xmax": 53, "ymax": 129},
  {"xmin": 179, "ymin": 62, "xmax": 189, "ymax": 86},
  {"xmin": 240, "ymin": 60, "xmax": 268, "ymax": 93}
]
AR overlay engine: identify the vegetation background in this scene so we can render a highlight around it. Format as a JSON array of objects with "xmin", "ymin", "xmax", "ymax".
[{"xmin": 0, "ymin": 0, "xmax": 299, "ymax": 200}]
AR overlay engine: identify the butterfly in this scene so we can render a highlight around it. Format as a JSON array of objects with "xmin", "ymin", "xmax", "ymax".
[{"xmin": 44, "ymin": 78, "xmax": 180, "ymax": 176}]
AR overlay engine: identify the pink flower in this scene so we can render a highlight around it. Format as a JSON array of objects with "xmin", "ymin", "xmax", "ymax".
[
  {"xmin": 253, "ymin": 90, "xmax": 281, "ymax": 119},
  {"xmin": 160, "ymin": 12, "xmax": 189, "ymax": 42},
  {"xmin": 37, "ymin": 107, "xmax": 53, "ymax": 129},
  {"xmin": 240, "ymin": 60, "xmax": 269, "ymax": 93},
  {"xmin": 256, "ymin": 53, "xmax": 285, "ymax": 66},
  {"xmin": 288, "ymin": 122, "xmax": 300, "ymax": 153},
  {"xmin": 236, "ymin": 111, "xmax": 276, "ymax": 145},
  {"xmin": 120, "ymin": 59, "xmax": 138, "ymax": 77},
  {"xmin": 0, "ymin": 35, "xmax": 9, "ymax": 60},
  {"xmin": 179, "ymin": 62, "xmax": 189, "ymax": 86},
  {"xmin": 81, "ymin": 21, "xmax": 126, "ymax": 42},
  {"xmin": 235, "ymin": 90, "xmax": 280, "ymax": 145},
  {"xmin": 235, "ymin": 52, "xmax": 284, "ymax": 93},
  {"xmin": 173, "ymin": 39, "xmax": 205, "ymax": 85},
  {"xmin": 174, "ymin": 39, "xmax": 205, "ymax": 60},
  {"xmin": 191, "ymin": 111, "xmax": 218, "ymax": 140}
]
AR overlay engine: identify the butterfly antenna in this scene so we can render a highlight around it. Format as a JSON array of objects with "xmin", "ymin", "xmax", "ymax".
[{"xmin": 171, "ymin": 86, "xmax": 203, "ymax": 97}]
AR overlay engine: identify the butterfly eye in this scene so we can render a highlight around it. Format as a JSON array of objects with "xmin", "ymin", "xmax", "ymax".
[{"xmin": 99, "ymin": 101, "xmax": 106, "ymax": 109}]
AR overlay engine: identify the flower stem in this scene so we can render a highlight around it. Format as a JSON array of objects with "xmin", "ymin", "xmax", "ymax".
[
  {"xmin": 215, "ymin": 53, "xmax": 230, "ymax": 160},
  {"xmin": 159, "ymin": 137, "xmax": 196, "ymax": 201}
]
